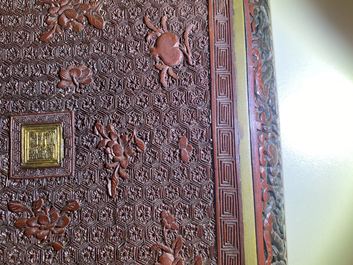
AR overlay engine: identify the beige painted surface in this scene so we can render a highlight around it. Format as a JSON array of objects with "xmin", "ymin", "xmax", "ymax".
[{"xmin": 270, "ymin": 1, "xmax": 353, "ymax": 265}]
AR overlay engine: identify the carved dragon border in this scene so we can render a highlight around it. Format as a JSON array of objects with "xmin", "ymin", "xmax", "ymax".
[{"xmin": 244, "ymin": 0, "xmax": 288, "ymax": 265}]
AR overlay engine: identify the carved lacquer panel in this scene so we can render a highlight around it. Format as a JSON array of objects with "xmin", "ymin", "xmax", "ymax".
[
  {"xmin": 0, "ymin": 0, "xmax": 254, "ymax": 264},
  {"xmin": 0, "ymin": 0, "xmax": 286, "ymax": 265}
]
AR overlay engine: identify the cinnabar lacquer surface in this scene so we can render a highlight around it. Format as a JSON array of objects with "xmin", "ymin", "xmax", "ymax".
[{"xmin": 0, "ymin": 0, "xmax": 245, "ymax": 264}]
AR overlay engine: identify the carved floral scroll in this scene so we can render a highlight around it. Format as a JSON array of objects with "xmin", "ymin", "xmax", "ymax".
[
  {"xmin": 152, "ymin": 211, "xmax": 203, "ymax": 265},
  {"xmin": 57, "ymin": 64, "xmax": 93, "ymax": 90},
  {"xmin": 7, "ymin": 199, "xmax": 80, "ymax": 251},
  {"xmin": 39, "ymin": 0, "xmax": 105, "ymax": 42},
  {"xmin": 179, "ymin": 135, "xmax": 193, "ymax": 163},
  {"xmin": 94, "ymin": 121, "xmax": 146, "ymax": 198}
]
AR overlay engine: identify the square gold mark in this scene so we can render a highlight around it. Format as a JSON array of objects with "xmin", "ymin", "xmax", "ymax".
[
  {"xmin": 21, "ymin": 123, "xmax": 63, "ymax": 168},
  {"xmin": 10, "ymin": 111, "xmax": 74, "ymax": 179}
]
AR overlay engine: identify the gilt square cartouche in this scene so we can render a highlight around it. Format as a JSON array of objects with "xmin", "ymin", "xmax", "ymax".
[
  {"xmin": 10, "ymin": 111, "xmax": 74, "ymax": 180},
  {"xmin": 21, "ymin": 123, "xmax": 63, "ymax": 168}
]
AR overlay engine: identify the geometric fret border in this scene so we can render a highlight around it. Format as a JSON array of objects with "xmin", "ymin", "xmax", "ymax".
[{"xmin": 209, "ymin": 0, "xmax": 244, "ymax": 264}]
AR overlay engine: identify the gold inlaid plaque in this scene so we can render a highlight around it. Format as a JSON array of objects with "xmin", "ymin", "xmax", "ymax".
[
  {"xmin": 10, "ymin": 111, "xmax": 74, "ymax": 179},
  {"xmin": 21, "ymin": 123, "xmax": 63, "ymax": 168}
]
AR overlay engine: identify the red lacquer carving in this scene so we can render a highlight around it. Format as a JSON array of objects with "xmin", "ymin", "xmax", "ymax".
[
  {"xmin": 94, "ymin": 121, "xmax": 145, "ymax": 198},
  {"xmin": 209, "ymin": 0, "xmax": 244, "ymax": 263},
  {"xmin": 39, "ymin": 0, "xmax": 105, "ymax": 43},
  {"xmin": 245, "ymin": 1, "xmax": 287, "ymax": 264},
  {"xmin": 179, "ymin": 135, "xmax": 193, "ymax": 163},
  {"xmin": 152, "ymin": 211, "xmax": 203, "ymax": 265},
  {"xmin": 7, "ymin": 199, "xmax": 80, "ymax": 251},
  {"xmin": 57, "ymin": 64, "xmax": 93, "ymax": 90},
  {"xmin": 144, "ymin": 16, "xmax": 193, "ymax": 88},
  {"xmin": 0, "ymin": 0, "xmax": 237, "ymax": 262}
]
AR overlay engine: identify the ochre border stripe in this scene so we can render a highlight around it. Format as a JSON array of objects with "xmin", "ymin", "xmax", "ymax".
[
  {"xmin": 233, "ymin": 0, "xmax": 258, "ymax": 264},
  {"xmin": 242, "ymin": 0, "xmax": 266, "ymax": 264}
]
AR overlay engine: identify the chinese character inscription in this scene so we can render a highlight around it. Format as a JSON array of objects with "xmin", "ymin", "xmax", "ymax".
[{"xmin": 21, "ymin": 124, "xmax": 63, "ymax": 168}]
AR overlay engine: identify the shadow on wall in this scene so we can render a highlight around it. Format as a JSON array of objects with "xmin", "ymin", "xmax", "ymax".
[
  {"xmin": 289, "ymin": 0, "xmax": 353, "ymax": 80},
  {"xmin": 311, "ymin": 0, "xmax": 353, "ymax": 51}
]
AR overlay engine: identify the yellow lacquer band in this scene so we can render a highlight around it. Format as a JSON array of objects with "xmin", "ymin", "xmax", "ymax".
[{"xmin": 232, "ymin": 0, "xmax": 258, "ymax": 264}]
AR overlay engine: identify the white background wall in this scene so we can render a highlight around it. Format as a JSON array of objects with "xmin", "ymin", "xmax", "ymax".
[{"xmin": 270, "ymin": 1, "xmax": 353, "ymax": 265}]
